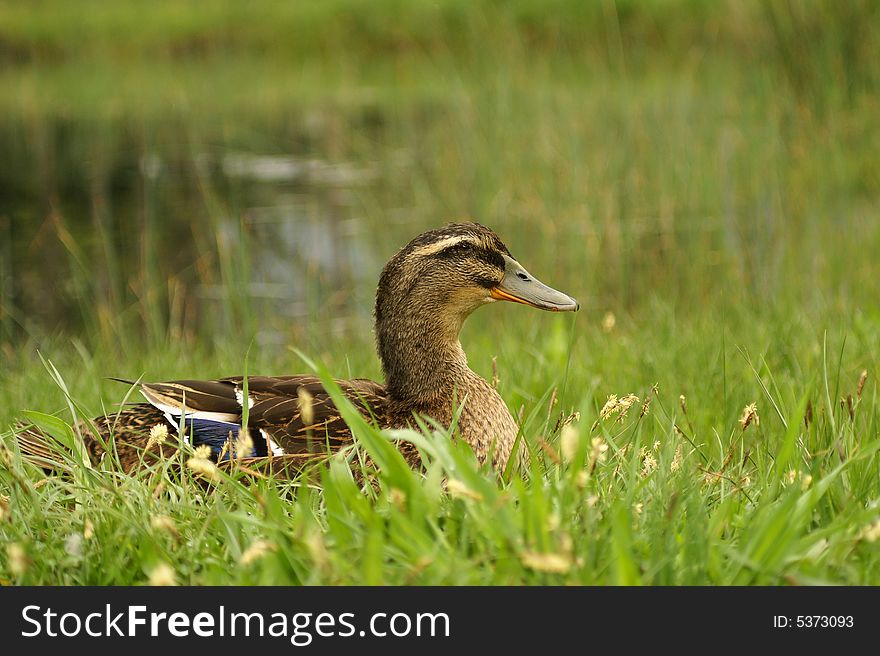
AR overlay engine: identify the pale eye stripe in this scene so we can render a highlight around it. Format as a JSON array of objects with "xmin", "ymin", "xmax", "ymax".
[{"xmin": 410, "ymin": 236, "xmax": 477, "ymax": 258}]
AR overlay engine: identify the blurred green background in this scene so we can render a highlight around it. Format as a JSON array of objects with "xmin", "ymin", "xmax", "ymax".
[
  {"xmin": 1, "ymin": 0, "xmax": 878, "ymax": 421},
  {"xmin": 3, "ymin": 0, "xmax": 880, "ymax": 587}
]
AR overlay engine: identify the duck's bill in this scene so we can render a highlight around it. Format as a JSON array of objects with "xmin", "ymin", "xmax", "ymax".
[{"xmin": 490, "ymin": 254, "xmax": 579, "ymax": 312}]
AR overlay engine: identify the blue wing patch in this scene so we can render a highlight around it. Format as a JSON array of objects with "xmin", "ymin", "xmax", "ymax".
[{"xmin": 185, "ymin": 418, "xmax": 267, "ymax": 460}]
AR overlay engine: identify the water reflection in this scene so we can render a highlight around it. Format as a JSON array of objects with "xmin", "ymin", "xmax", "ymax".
[
  {"xmin": 216, "ymin": 196, "xmax": 378, "ymax": 346},
  {"xmin": 1, "ymin": 133, "xmax": 385, "ymax": 346},
  {"xmin": 220, "ymin": 152, "xmax": 379, "ymax": 187}
]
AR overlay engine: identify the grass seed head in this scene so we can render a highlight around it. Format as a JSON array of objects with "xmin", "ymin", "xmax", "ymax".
[
  {"xmin": 599, "ymin": 394, "xmax": 619, "ymax": 420},
  {"xmin": 859, "ymin": 521, "xmax": 880, "ymax": 543},
  {"xmin": 670, "ymin": 444, "xmax": 683, "ymax": 473},
  {"xmin": 304, "ymin": 530, "xmax": 328, "ymax": 569},
  {"xmin": 234, "ymin": 431, "xmax": 254, "ymax": 459},
  {"xmin": 446, "ymin": 478, "xmax": 483, "ymax": 501},
  {"xmin": 857, "ymin": 369, "xmax": 868, "ymax": 399},
  {"xmin": 598, "ymin": 393, "xmax": 639, "ymax": 423},
  {"xmin": 298, "ymin": 387, "xmax": 315, "ymax": 426},
  {"xmin": 601, "ymin": 311, "xmax": 616, "ymax": 333},
  {"xmin": 150, "ymin": 514, "xmax": 179, "ymax": 539},
  {"xmin": 739, "ymin": 402, "xmax": 760, "ymax": 431},
  {"xmin": 520, "ymin": 551, "xmax": 572, "ymax": 574},
  {"xmin": 559, "ymin": 532, "xmax": 574, "ymax": 555},
  {"xmin": 617, "ymin": 394, "xmax": 639, "ymax": 421},
  {"xmin": 146, "ymin": 423, "xmax": 169, "ymax": 450},
  {"xmin": 560, "ymin": 425, "xmax": 580, "ymax": 462},
  {"xmin": 240, "ymin": 539, "xmax": 276, "ymax": 565},
  {"xmin": 187, "ymin": 455, "xmax": 220, "ymax": 481},
  {"xmin": 589, "ymin": 436, "xmax": 608, "ymax": 467},
  {"xmin": 7, "ymin": 543, "xmax": 29, "ymax": 576},
  {"xmin": 702, "ymin": 470, "xmax": 722, "ymax": 485},
  {"xmin": 64, "ymin": 533, "xmax": 83, "ymax": 560},
  {"xmin": 388, "ymin": 487, "xmax": 407, "ymax": 508},
  {"xmin": 148, "ymin": 562, "xmax": 177, "ymax": 586}
]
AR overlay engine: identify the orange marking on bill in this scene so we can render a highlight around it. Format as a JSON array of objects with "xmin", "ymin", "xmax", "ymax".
[{"xmin": 490, "ymin": 287, "xmax": 534, "ymax": 307}]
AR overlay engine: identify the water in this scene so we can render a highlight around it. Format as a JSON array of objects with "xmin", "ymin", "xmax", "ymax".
[{"xmin": 0, "ymin": 119, "xmax": 392, "ymax": 346}]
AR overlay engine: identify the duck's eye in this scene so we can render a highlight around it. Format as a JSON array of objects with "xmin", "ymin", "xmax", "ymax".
[
  {"xmin": 517, "ymin": 272, "xmax": 530, "ymax": 281},
  {"xmin": 473, "ymin": 276, "xmax": 498, "ymax": 289}
]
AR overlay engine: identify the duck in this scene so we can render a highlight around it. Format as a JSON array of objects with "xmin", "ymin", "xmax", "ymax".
[{"xmin": 17, "ymin": 222, "xmax": 578, "ymax": 475}]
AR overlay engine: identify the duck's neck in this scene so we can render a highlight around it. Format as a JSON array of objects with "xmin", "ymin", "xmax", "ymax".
[
  {"xmin": 376, "ymin": 306, "xmax": 471, "ymax": 406},
  {"xmin": 374, "ymin": 298, "xmax": 520, "ymax": 469}
]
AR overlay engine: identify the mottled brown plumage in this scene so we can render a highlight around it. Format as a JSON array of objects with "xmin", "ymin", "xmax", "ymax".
[{"xmin": 16, "ymin": 223, "xmax": 577, "ymax": 476}]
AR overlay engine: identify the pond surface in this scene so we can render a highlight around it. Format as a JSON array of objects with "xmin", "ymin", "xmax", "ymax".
[
  {"xmin": 0, "ymin": 114, "xmax": 419, "ymax": 348},
  {"xmin": 2, "ymin": 68, "xmax": 878, "ymax": 356}
]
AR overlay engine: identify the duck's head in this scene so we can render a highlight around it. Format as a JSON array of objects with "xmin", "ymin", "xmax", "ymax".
[
  {"xmin": 375, "ymin": 223, "xmax": 577, "ymax": 390},
  {"xmin": 376, "ymin": 223, "xmax": 578, "ymax": 325}
]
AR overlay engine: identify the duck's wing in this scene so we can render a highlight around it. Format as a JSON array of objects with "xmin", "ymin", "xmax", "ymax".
[{"xmin": 137, "ymin": 375, "xmax": 387, "ymax": 457}]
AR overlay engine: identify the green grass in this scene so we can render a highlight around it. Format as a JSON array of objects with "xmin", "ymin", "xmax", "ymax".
[
  {"xmin": 2, "ymin": 0, "xmax": 880, "ymax": 585},
  {"xmin": 2, "ymin": 306, "xmax": 879, "ymax": 585}
]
